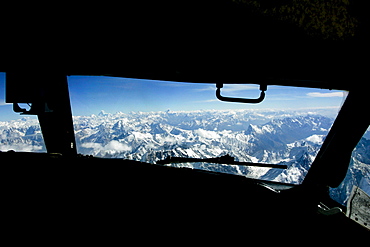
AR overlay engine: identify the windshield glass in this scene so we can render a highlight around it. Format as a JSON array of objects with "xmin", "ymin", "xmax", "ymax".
[
  {"xmin": 67, "ymin": 76, "xmax": 347, "ymax": 184},
  {"xmin": 1, "ymin": 74, "xmax": 354, "ymax": 184}
]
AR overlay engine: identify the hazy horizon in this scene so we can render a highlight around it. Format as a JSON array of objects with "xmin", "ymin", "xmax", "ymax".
[{"xmin": 1, "ymin": 73, "xmax": 346, "ymax": 121}]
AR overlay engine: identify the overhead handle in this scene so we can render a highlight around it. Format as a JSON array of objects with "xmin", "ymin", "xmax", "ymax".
[{"xmin": 216, "ymin": 83, "xmax": 267, "ymax": 104}]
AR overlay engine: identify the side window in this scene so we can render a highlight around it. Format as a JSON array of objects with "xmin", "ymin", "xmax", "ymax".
[
  {"xmin": 0, "ymin": 73, "xmax": 46, "ymax": 152},
  {"xmin": 330, "ymin": 128, "xmax": 370, "ymax": 206}
]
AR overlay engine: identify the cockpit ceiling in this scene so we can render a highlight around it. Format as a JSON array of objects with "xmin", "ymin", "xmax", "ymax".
[
  {"xmin": 1, "ymin": 0, "xmax": 368, "ymax": 91},
  {"xmin": 4, "ymin": 46, "xmax": 364, "ymax": 92}
]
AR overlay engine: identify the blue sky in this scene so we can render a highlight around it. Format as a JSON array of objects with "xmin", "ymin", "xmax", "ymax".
[{"xmin": 0, "ymin": 73, "xmax": 346, "ymax": 121}]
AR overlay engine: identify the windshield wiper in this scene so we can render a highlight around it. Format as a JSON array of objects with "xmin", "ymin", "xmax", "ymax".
[{"xmin": 157, "ymin": 154, "xmax": 287, "ymax": 169}]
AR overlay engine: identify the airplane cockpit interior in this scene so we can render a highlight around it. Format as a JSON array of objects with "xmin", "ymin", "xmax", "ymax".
[{"xmin": 1, "ymin": 0, "xmax": 369, "ymax": 243}]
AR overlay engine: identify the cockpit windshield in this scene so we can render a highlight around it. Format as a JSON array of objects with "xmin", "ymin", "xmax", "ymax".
[{"xmin": 66, "ymin": 76, "xmax": 347, "ymax": 184}]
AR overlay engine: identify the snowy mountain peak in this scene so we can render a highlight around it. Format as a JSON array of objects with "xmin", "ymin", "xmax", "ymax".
[{"xmin": 98, "ymin": 110, "xmax": 110, "ymax": 116}]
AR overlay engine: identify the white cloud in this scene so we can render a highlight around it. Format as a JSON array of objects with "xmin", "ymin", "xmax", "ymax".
[
  {"xmin": 306, "ymin": 134, "xmax": 325, "ymax": 145},
  {"xmin": 193, "ymin": 99, "xmax": 219, "ymax": 103},
  {"xmin": 104, "ymin": 140, "xmax": 131, "ymax": 152},
  {"xmin": 194, "ymin": 129, "xmax": 220, "ymax": 139},
  {"xmin": 81, "ymin": 140, "xmax": 131, "ymax": 154},
  {"xmin": 0, "ymin": 143, "xmax": 43, "ymax": 152},
  {"xmin": 306, "ymin": 92, "xmax": 344, "ymax": 98},
  {"xmin": 193, "ymin": 85, "xmax": 217, "ymax": 92},
  {"xmin": 81, "ymin": 142, "xmax": 102, "ymax": 149},
  {"xmin": 194, "ymin": 84, "xmax": 259, "ymax": 92}
]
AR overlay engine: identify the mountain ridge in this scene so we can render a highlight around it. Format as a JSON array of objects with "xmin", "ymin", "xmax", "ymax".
[{"xmin": 1, "ymin": 109, "xmax": 368, "ymax": 205}]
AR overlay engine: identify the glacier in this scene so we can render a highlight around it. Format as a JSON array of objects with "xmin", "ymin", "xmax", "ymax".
[{"xmin": 1, "ymin": 109, "xmax": 369, "ymax": 205}]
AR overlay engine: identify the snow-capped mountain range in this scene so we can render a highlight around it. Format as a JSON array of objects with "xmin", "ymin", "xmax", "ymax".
[
  {"xmin": 73, "ymin": 109, "xmax": 333, "ymax": 184},
  {"xmin": 1, "ymin": 109, "xmax": 369, "ymax": 205}
]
